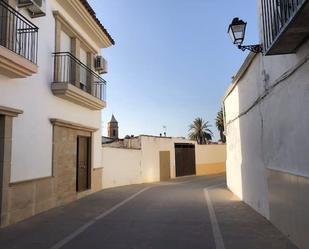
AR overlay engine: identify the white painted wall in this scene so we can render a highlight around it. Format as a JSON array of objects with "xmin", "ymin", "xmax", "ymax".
[
  {"xmin": 140, "ymin": 136, "xmax": 173, "ymax": 182},
  {"xmin": 0, "ymin": 0, "xmax": 106, "ymax": 182},
  {"xmin": 102, "ymin": 147, "xmax": 142, "ymax": 189},
  {"xmin": 101, "ymin": 136, "xmax": 195, "ymax": 188},
  {"xmin": 224, "ymin": 38, "xmax": 309, "ymax": 219}
]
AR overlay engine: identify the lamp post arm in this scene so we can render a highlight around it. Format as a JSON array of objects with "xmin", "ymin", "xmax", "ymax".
[{"xmin": 238, "ymin": 44, "xmax": 263, "ymax": 53}]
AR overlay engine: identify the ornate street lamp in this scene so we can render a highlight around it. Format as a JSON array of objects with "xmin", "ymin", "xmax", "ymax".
[{"xmin": 228, "ymin": 17, "xmax": 263, "ymax": 53}]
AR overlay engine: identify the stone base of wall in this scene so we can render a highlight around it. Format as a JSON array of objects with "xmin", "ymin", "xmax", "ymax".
[
  {"xmin": 268, "ymin": 169, "xmax": 309, "ymax": 249},
  {"xmin": 0, "ymin": 119, "xmax": 102, "ymax": 227},
  {"xmin": 196, "ymin": 162, "xmax": 226, "ymax": 176},
  {"xmin": 2, "ymin": 167, "xmax": 103, "ymax": 227},
  {"xmin": 2, "ymin": 177, "xmax": 56, "ymax": 227}
]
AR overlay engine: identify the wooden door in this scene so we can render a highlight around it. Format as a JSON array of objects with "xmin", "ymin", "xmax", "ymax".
[
  {"xmin": 160, "ymin": 151, "xmax": 171, "ymax": 181},
  {"xmin": 77, "ymin": 136, "xmax": 91, "ymax": 192},
  {"xmin": 175, "ymin": 143, "xmax": 196, "ymax": 177}
]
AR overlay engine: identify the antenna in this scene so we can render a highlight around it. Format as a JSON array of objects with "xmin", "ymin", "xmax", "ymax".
[{"xmin": 162, "ymin": 125, "xmax": 167, "ymax": 136}]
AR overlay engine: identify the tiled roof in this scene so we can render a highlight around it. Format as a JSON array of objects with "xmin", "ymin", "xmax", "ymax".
[{"xmin": 79, "ymin": 0, "xmax": 115, "ymax": 45}]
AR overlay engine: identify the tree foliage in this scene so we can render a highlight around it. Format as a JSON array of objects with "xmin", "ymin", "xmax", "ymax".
[
  {"xmin": 188, "ymin": 118, "xmax": 213, "ymax": 144},
  {"xmin": 215, "ymin": 109, "xmax": 226, "ymax": 143}
]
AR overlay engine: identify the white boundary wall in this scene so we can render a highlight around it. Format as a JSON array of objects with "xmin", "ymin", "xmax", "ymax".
[
  {"xmin": 102, "ymin": 148, "xmax": 142, "ymax": 189},
  {"xmin": 102, "ymin": 136, "xmax": 226, "ymax": 189},
  {"xmin": 223, "ymin": 39, "xmax": 309, "ymax": 249}
]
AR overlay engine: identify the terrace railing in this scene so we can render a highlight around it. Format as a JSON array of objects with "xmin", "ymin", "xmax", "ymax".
[
  {"xmin": 0, "ymin": 0, "xmax": 38, "ymax": 64},
  {"xmin": 53, "ymin": 52, "xmax": 106, "ymax": 102},
  {"xmin": 261, "ymin": 0, "xmax": 308, "ymax": 54}
]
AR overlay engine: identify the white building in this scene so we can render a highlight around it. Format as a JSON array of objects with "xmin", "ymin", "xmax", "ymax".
[
  {"xmin": 224, "ymin": 1, "xmax": 309, "ymax": 248},
  {"xmin": 0, "ymin": 0, "xmax": 114, "ymax": 227}
]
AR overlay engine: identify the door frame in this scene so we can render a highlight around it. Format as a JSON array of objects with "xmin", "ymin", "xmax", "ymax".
[
  {"xmin": 159, "ymin": 151, "xmax": 171, "ymax": 181},
  {"xmin": 174, "ymin": 143, "xmax": 196, "ymax": 177},
  {"xmin": 76, "ymin": 135, "xmax": 92, "ymax": 192}
]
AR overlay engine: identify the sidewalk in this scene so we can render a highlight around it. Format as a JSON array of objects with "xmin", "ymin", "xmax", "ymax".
[{"xmin": 206, "ymin": 184, "xmax": 298, "ymax": 249}]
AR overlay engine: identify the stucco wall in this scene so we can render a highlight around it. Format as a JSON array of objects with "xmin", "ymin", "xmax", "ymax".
[
  {"xmin": 224, "ymin": 37, "xmax": 309, "ymax": 249},
  {"xmin": 102, "ymin": 147, "xmax": 142, "ymax": 189},
  {"xmin": 101, "ymin": 137, "xmax": 226, "ymax": 189},
  {"xmin": 0, "ymin": 0, "xmax": 104, "ymax": 183},
  {"xmin": 195, "ymin": 144, "xmax": 226, "ymax": 176},
  {"xmin": 140, "ymin": 136, "xmax": 174, "ymax": 182},
  {"xmin": 101, "ymin": 138, "xmax": 175, "ymax": 189},
  {"xmin": 101, "ymin": 136, "xmax": 189, "ymax": 189}
]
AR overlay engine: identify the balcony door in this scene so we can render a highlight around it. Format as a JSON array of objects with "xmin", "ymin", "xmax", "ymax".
[
  {"xmin": 79, "ymin": 48, "xmax": 88, "ymax": 91},
  {"xmin": 60, "ymin": 30, "xmax": 72, "ymax": 82}
]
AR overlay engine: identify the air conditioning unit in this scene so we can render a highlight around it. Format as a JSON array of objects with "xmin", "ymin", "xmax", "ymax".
[
  {"xmin": 95, "ymin": 56, "xmax": 108, "ymax": 74},
  {"xmin": 18, "ymin": 0, "xmax": 46, "ymax": 18}
]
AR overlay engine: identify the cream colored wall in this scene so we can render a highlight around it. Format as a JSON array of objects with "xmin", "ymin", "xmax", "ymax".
[
  {"xmin": 195, "ymin": 144, "xmax": 226, "ymax": 176},
  {"xmin": 102, "ymin": 147, "xmax": 142, "ymax": 189}
]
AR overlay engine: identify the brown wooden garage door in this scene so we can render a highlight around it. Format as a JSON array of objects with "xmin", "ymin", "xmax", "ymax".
[{"xmin": 175, "ymin": 143, "xmax": 196, "ymax": 177}]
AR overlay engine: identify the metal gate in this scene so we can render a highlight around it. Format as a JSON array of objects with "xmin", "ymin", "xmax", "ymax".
[{"xmin": 175, "ymin": 143, "xmax": 196, "ymax": 177}]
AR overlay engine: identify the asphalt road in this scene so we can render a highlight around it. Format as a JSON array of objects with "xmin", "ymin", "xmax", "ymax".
[{"xmin": 0, "ymin": 174, "xmax": 298, "ymax": 249}]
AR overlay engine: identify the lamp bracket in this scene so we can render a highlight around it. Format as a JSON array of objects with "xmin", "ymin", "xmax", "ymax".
[{"xmin": 238, "ymin": 44, "xmax": 263, "ymax": 53}]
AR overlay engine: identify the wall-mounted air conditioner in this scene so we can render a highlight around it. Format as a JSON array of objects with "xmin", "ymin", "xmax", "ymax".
[
  {"xmin": 95, "ymin": 56, "xmax": 108, "ymax": 74},
  {"xmin": 18, "ymin": 0, "xmax": 46, "ymax": 18}
]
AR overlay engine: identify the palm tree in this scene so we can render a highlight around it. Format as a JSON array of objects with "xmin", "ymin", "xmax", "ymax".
[
  {"xmin": 216, "ymin": 109, "xmax": 226, "ymax": 143},
  {"xmin": 188, "ymin": 118, "xmax": 213, "ymax": 144}
]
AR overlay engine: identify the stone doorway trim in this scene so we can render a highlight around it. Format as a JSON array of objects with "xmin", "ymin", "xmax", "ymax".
[
  {"xmin": 50, "ymin": 118, "xmax": 98, "ymax": 132},
  {"xmin": 0, "ymin": 105, "xmax": 23, "ymax": 227},
  {"xmin": 0, "ymin": 105, "xmax": 23, "ymax": 117}
]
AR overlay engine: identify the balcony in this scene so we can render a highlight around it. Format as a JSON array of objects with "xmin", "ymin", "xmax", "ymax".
[
  {"xmin": 51, "ymin": 52, "xmax": 107, "ymax": 110},
  {"xmin": 0, "ymin": 1, "xmax": 38, "ymax": 78},
  {"xmin": 262, "ymin": 0, "xmax": 309, "ymax": 55}
]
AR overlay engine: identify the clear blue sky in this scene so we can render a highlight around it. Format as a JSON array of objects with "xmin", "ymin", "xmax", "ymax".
[{"xmin": 88, "ymin": 0, "xmax": 259, "ymax": 140}]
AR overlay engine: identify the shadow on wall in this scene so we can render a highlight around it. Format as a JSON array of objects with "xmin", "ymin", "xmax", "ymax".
[
  {"xmin": 225, "ymin": 53, "xmax": 270, "ymax": 218},
  {"xmin": 225, "ymin": 47, "xmax": 309, "ymax": 249}
]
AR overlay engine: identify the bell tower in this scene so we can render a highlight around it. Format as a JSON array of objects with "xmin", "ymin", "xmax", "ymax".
[{"xmin": 108, "ymin": 114, "xmax": 118, "ymax": 139}]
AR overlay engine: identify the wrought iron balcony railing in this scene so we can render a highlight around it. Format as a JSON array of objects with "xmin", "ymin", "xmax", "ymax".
[
  {"xmin": 53, "ymin": 52, "xmax": 106, "ymax": 102},
  {"xmin": 261, "ymin": 0, "xmax": 309, "ymax": 55},
  {"xmin": 0, "ymin": 0, "xmax": 38, "ymax": 64}
]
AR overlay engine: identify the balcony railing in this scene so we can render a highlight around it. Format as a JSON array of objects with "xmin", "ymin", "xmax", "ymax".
[
  {"xmin": 53, "ymin": 52, "xmax": 106, "ymax": 102},
  {"xmin": 0, "ymin": 0, "xmax": 38, "ymax": 64},
  {"xmin": 261, "ymin": 0, "xmax": 309, "ymax": 55}
]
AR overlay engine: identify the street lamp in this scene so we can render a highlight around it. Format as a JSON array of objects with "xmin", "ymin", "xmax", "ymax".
[{"xmin": 228, "ymin": 17, "xmax": 263, "ymax": 53}]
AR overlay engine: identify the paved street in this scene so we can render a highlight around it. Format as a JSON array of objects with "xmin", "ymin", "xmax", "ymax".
[{"xmin": 0, "ymin": 174, "xmax": 297, "ymax": 249}]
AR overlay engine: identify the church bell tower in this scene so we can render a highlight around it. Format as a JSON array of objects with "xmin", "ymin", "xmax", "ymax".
[{"xmin": 108, "ymin": 114, "xmax": 118, "ymax": 139}]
